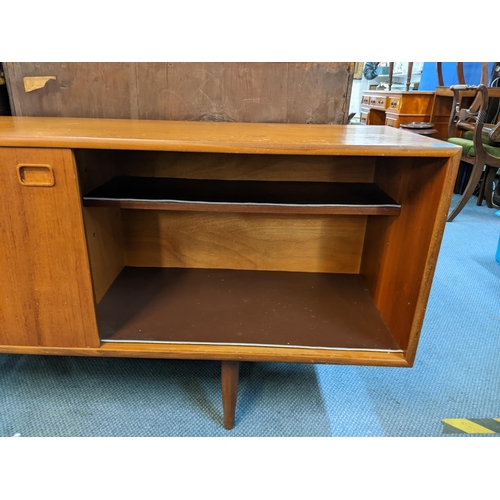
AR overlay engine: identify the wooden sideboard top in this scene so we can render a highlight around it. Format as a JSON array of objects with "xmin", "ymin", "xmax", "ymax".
[{"xmin": 0, "ymin": 117, "xmax": 461, "ymax": 157}]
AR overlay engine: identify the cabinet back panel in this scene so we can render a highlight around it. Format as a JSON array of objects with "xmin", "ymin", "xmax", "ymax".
[
  {"xmin": 115, "ymin": 151, "xmax": 376, "ymax": 183},
  {"xmin": 123, "ymin": 211, "xmax": 366, "ymax": 274}
]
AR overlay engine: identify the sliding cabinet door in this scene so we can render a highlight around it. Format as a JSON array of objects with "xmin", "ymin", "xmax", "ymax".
[{"xmin": 0, "ymin": 148, "xmax": 99, "ymax": 348}]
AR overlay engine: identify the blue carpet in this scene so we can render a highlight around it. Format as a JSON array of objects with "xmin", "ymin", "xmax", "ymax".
[{"xmin": 1, "ymin": 195, "xmax": 499, "ymax": 436}]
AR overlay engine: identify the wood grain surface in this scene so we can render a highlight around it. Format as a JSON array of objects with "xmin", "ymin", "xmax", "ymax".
[
  {"xmin": 0, "ymin": 147, "xmax": 99, "ymax": 347},
  {"xmin": 96, "ymin": 268, "xmax": 401, "ymax": 351},
  {"xmin": 0, "ymin": 342, "xmax": 410, "ymax": 366},
  {"xmin": 115, "ymin": 151, "xmax": 377, "ymax": 183},
  {"xmin": 0, "ymin": 117, "xmax": 461, "ymax": 156},
  {"xmin": 83, "ymin": 207, "xmax": 125, "ymax": 304},
  {"xmin": 3, "ymin": 62, "xmax": 354, "ymax": 124},
  {"xmin": 361, "ymin": 153, "xmax": 460, "ymax": 362},
  {"xmin": 122, "ymin": 211, "xmax": 366, "ymax": 274},
  {"xmin": 221, "ymin": 360, "xmax": 239, "ymax": 430}
]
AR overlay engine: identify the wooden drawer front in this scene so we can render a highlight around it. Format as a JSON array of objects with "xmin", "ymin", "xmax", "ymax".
[
  {"xmin": 385, "ymin": 115, "xmax": 400, "ymax": 128},
  {"xmin": 388, "ymin": 97, "xmax": 401, "ymax": 111},
  {"xmin": 368, "ymin": 96, "xmax": 387, "ymax": 109},
  {"xmin": 360, "ymin": 111, "xmax": 370, "ymax": 124},
  {"xmin": 374, "ymin": 96, "xmax": 387, "ymax": 108},
  {"xmin": 361, "ymin": 95, "xmax": 371, "ymax": 106},
  {"xmin": 386, "ymin": 113, "xmax": 433, "ymax": 129}
]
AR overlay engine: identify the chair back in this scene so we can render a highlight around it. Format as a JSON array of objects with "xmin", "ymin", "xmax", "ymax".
[{"xmin": 437, "ymin": 63, "xmax": 490, "ymax": 87}]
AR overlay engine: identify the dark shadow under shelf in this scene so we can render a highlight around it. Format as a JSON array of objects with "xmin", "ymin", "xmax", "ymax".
[
  {"xmin": 97, "ymin": 267, "xmax": 402, "ymax": 352},
  {"xmin": 83, "ymin": 177, "xmax": 401, "ymax": 215}
]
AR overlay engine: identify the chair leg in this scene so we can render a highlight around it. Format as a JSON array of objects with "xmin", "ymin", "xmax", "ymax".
[
  {"xmin": 447, "ymin": 162, "xmax": 486, "ymax": 222},
  {"xmin": 453, "ymin": 161, "xmax": 470, "ymax": 194},
  {"xmin": 484, "ymin": 167, "xmax": 498, "ymax": 209},
  {"xmin": 477, "ymin": 169, "xmax": 487, "ymax": 206}
]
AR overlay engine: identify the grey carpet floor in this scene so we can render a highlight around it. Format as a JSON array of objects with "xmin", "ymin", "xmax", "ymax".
[{"xmin": 1, "ymin": 194, "xmax": 499, "ymax": 436}]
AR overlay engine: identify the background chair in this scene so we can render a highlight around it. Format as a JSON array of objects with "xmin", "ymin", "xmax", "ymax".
[
  {"xmin": 447, "ymin": 84, "xmax": 500, "ymax": 221},
  {"xmin": 436, "ymin": 62, "xmax": 490, "ymax": 88}
]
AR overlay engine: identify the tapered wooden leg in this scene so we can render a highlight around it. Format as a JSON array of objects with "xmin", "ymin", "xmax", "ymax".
[{"xmin": 221, "ymin": 360, "xmax": 239, "ymax": 430}]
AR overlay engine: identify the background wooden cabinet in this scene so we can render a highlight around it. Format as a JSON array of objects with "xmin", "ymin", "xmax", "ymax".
[
  {"xmin": 3, "ymin": 63, "xmax": 355, "ymax": 125},
  {"xmin": 360, "ymin": 91, "xmax": 434, "ymax": 129}
]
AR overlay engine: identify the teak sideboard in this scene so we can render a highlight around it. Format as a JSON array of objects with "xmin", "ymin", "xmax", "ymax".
[{"xmin": 0, "ymin": 118, "xmax": 461, "ymax": 429}]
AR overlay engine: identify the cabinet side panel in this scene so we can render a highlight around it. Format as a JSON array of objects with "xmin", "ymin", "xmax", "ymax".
[
  {"xmin": 75, "ymin": 149, "xmax": 120, "ymax": 195},
  {"xmin": 361, "ymin": 154, "xmax": 459, "ymax": 361},
  {"xmin": 0, "ymin": 148, "xmax": 100, "ymax": 348},
  {"xmin": 124, "ymin": 212, "xmax": 366, "ymax": 274},
  {"xmin": 83, "ymin": 207, "xmax": 125, "ymax": 304},
  {"xmin": 398, "ymin": 94, "xmax": 434, "ymax": 115}
]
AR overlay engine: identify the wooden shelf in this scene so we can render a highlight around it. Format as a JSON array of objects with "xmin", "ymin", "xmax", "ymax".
[
  {"xmin": 83, "ymin": 177, "xmax": 401, "ymax": 215},
  {"xmin": 97, "ymin": 267, "xmax": 402, "ymax": 352}
]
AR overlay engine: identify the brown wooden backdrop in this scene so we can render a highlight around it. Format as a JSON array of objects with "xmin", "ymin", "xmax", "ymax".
[{"xmin": 3, "ymin": 63, "xmax": 354, "ymax": 124}]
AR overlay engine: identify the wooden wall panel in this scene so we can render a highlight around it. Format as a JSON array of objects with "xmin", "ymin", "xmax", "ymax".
[
  {"xmin": 4, "ymin": 63, "xmax": 138, "ymax": 119},
  {"xmin": 3, "ymin": 63, "xmax": 354, "ymax": 124},
  {"xmin": 286, "ymin": 63, "xmax": 353, "ymax": 124}
]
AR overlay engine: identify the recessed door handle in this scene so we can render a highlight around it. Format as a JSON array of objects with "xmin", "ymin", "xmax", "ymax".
[{"xmin": 17, "ymin": 165, "xmax": 55, "ymax": 187}]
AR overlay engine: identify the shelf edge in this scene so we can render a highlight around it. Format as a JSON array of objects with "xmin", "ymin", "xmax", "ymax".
[
  {"xmin": 82, "ymin": 198, "xmax": 401, "ymax": 216},
  {"xmin": 100, "ymin": 338, "xmax": 404, "ymax": 353}
]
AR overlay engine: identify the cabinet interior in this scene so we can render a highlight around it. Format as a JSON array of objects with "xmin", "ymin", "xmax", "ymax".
[{"xmin": 76, "ymin": 149, "xmax": 448, "ymax": 356}]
